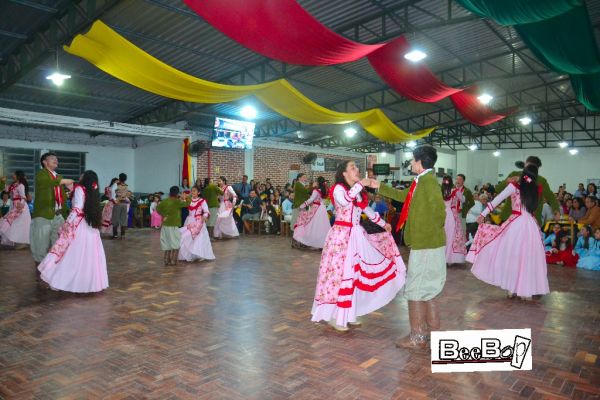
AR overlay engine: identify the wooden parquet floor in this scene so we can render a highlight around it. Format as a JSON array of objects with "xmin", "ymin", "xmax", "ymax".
[{"xmin": 0, "ymin": 229, "xmax": 599, "ymax": 399}]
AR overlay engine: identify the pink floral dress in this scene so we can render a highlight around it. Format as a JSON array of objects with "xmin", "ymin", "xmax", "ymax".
[
  {"xmin": 311, "ymin": 182, "xmax": 406, "ymax": 328},
  {"xmin": 178, "ymin": 197, "xmax": 215, "ymax": 261},
  {"xmin": 444, "ymin": 188, "xmax": 467, "ymax": 263},
  {"xmin": 0, "ymin": 182, "xmax": 30, "ymax": 245},
  {"xmin": 293, "ymin": 188, "xmax": 331, "ymax": 248}
]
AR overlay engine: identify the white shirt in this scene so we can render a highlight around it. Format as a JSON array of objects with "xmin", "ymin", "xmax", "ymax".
[{"xmin": 466, "ymin": 200, "xmax": 483, "ymax": 224}]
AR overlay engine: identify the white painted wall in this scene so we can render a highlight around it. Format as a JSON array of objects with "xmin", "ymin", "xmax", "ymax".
[
  {"xmin": 134, "ymin": 139, "xmax": 184, "ymax": 193},
  {"xmin": 457, "ymin": 147, "xmax": 600, "ymax": 192},
  {"xmin": 0, "ymin": 138, "xmax": 135, "ymax": 190}
]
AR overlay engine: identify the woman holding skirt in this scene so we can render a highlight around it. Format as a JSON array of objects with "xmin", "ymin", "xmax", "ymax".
[
  {"xmin": 467, "ymin": 165, "xmax": 549, "ymax": 300},
  {"xmin": 0, "ymin": 171, "xmax": 30, "ymax": 247},
  {"xmin": 442, "ymin": 175, "xmax": 467, "ymax": 265},
  {"xmin": 311, "ymin": 160, "xmax": 406, "ymax": 331},
  {"xmin": 38, "ymin": 171, "xmax": 108, "ymax": 293},
  {"xmin": 293, "ymin": 176, "xmax": 331, "ymax": 249},
  {"xmin": 179, "ymin": 187, "xmax": 215, "ymax": 262},
  {"xmin": 213, "ymin": 176, "xmax": 239, "ymax": 239}
]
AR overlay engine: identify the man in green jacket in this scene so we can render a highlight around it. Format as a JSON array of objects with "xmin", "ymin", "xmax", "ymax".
[
  {"xmin": 378, "ymin": 145, "xmax": 446, "ymax": 349},
  {"xmin": 30, "ymin": 152, "xmax": 73, "ymax": 264},
  {"xmin": 456, "ymin": 174, "xmax": 474, "ymax": 240},
  {"xmin": 495, "ymin": 156, "xmax": 560, "ymax": 225},
  {"xmin": 291, "ymin": 173, "xmax": 309, "ymax": 234},
  {"xmin": 201, "ymin": 177, "xmax": 222, "ymax": 238}
]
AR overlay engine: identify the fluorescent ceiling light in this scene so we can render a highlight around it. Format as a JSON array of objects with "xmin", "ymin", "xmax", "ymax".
[
  {"xmin": 344, "ymin": 127, "xmax": 357, "ymax": 137},
  {"xmin": 240, "ymin": 105, "xmax": 257, "ymax": 119},
  {"xmin": 46, "ymin": 72, "xmax": 71, "ymax": 86},
  {"xmin": 558, "ymin": 141, "xmax": 569, "ymax": 148},
  {"xmin": 477, "ymin": 93, "xmax": 493, "ymax": 105},
  {"xmin": 468, "ymin": 144, "xmax": 478, "ymax": 151},
  {"xmin": 569, "ymin": 149, "xmax": 578, "ymax": 155},
  {"xmin": 406, "ymin": 141, "xmax": 417, "ymax": 148},
  {"xmin": 519, "ymin": 116, "xmax": 532, "ymax": 125},
  {"xmin": 404, "ymin": 50, "xmax": 427, "ymax": 62},
  {"xmin": 381, "ymin": 151, "xmax": 387, "ymax": 157},
  {"xmin": 493, "ymin": 151, "xmax": 500, "ymax": 157}
]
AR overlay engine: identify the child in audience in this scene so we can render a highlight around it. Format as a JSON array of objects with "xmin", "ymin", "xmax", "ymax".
[
  {"xmin": 150, "ymin": 195, "xmax": 162, "ymax": 229},
  {"xmin": 577, "ymin": 228, "xmax": 600, "ymax": 270},
  {"xmin": 546, "ymin": 231, "xmax": 578, "ymax": 267},
  {"xmin": 544, "ymin": 223, "xmax": 561, "ymax": 251},
  {"xmin": 574, "ymin": 225, "xmax": 592, "ymax": 258},
  {"xmin": 157, "ymin": 186, "xmax": 190, "ymax": 266}
]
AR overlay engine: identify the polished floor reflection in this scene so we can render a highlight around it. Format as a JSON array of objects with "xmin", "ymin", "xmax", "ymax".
[{"xmin": 1, "ymin": 230, "xmax": 599, "ymax": 399}]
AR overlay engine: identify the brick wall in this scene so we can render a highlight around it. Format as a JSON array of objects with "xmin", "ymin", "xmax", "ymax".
[
  {"xmin": 196, "ymin": 148, "xmax": 244, "ymax": 184},
  {"xmin": 195, "ymin": 146, "xmax": 364, "ymax": 187}
]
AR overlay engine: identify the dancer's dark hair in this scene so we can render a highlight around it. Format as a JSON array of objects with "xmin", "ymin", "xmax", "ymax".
[
  {"xmin": 519, "ymin": 165, "xmax": 539, "ymax": 214},
  {"xmin": 334, "ymin": 160, "xmax": 352, "ymax": 188},
  {"xmin": 14, "ymin": 170, "xmax": 29, "ymax": 195},
  {"xmin": 169, "ymin": 186, "xmax": 179, "ymax": 197},
  {"xmin": 80, "ymin": 170, "xmax": 101, "ymax": 229},
  {"xmin": 412, "ymin": 145, "xmax": 437, "ymax": 169},
  {"xmin": 109, "ymin": 177, "xmax": 119, "ymax": 187},
  {"xmin": 40, "ymin": 152, "xmax": 57, "ymax": 168},
  {"xmin": 316, "ymin": 176, "xmax": 328, "ymax": 199},
  {"xmin": 119, "ymin": 173, "xmax": 127, "ymax": 182},
  {"xmin": 219, "ymin": 176, "xmax": 227, "ymax": 184},
  {"xmin": 441, "ymin": 175, "xmax": 453, "ymax": 200}
]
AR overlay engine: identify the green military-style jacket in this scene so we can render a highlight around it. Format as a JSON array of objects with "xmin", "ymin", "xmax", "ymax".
[
  {"xmin": 156, "ymin": 197, "xmax": 191, "ymax": 227},
  {"xmin": 460, "ymin": 186, "xmax": 475, "ymax": 219},
  {"xmin": 202, "ymin": 183, "xmax": 222, "ymax": 209},
  {"xmin": 293, "ymin": 181, "xmax": 310, "ymax": 209},
  {"xmin": 495, "ymin": 171, "xmax": 559, "ymax": 225},
  {"xmin": 0, "ymin": 180, "xmax": 5, "ymax": 192},
  {"xmin": 378, "ymin": 171, "xmax": 446, "ymax": 250},
  {"xmin": 32, "ymin": 169, "xmax": 68, "ymax": 220}
]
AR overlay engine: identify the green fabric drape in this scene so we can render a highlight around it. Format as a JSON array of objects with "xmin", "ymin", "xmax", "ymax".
[
  {"xmin": 455, "ymin": 0, "xmax": 582, "ymax": 25},
  {"xmin": 514, "ymin": 6, "xmax": 600, "ymax": 75},
  {"xmin": 455, "ymin": 0, "xmax": 600, "ymax": 111},
  {"xmin": 571, "ymin": 73, "xmax": 600, "ymax": 112}
]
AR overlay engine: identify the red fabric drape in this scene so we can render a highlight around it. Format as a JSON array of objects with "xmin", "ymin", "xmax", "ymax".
[
  {"xmin": 184, "ymin": 0, "xmax": 513, "ymax": 126},
  {"xmin": 182, "ymin": 138, "xmax": 190, "ymax": 184},
  {"xmin": 449, "ymin": 86, "xmax": 514, "ymax": 126},
  {"xmin": 367, "ymin": 37, "xmax": 462, "ymax": 103}
]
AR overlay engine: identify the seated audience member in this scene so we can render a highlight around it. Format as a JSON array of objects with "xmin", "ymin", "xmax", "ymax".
[
  {"xmin": 371, "ymin": 194, "xmax": 389, "ymax": 216},
  {"xmin": 561, "ymin": 198, "xmax": 573, "ymax": 216},
  {"xmin": 574, "ymin": 183, "xmax": 587, "ymax": 199},
  {"xmin": 569, "ymin": 197, "xmax": 587, "ymax": 221},
  {"xmin": 574, "ymin": 196, "xmax": 600, "ymax": 230},
  {"xmin": 241, "ymin": 190, "xmax": 263, "ymax": 232},
  {"xmin": 541, "ymin": 200, "xmax": 555, "ymax": 226},
  {"xmin": 577, "ymin": 228, "xmax": 600, "ymax": 270},
  {"xmin": 466, "ymin": 193, "xmax": 488, "ymax": 245},
  {"xmin": 544, "ymin": 223, "xmax": 562, "ymax": 251},
  {"xmin": 282, "ymin": 192, "xmax": 294, "ymax": 223},
  {"xmin": 546, "ymin": 230, "xmax": 578, "ymax": 267},
  {"xmin": 0, "ymin": 191, "xmax": 11, "ymax": 217},
  {"xmin": 574, "ymin": 225, "xmax": 592, "ymax": 258},
  {"xmin": 587, "ymin": 183, "xmax": 598, "ymax": 199},
  {"xmin": 265, "ymin": 194, "xmax": 281, "ymax": 235}
]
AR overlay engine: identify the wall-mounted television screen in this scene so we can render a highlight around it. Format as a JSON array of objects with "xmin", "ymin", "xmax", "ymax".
[
  {"xmin": 372, "ymin": 163, "xmax": 390, "ymax": 176},
  {"xmin": 212, "ymin": 117, "xmax": 255, "ymax": 149}
]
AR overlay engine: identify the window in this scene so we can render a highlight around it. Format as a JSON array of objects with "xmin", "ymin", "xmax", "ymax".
[{"xmin": 0, "ymin": 147, "xmax": 86, "ymax": 194}]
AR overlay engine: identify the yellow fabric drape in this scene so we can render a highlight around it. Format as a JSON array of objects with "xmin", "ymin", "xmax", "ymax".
[{"xmin": 64, "ymin": 21, "xmax": 436, "ymax": 143}]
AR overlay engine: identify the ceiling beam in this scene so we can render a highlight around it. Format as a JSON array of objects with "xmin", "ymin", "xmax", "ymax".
[{"xmin": 0, "ymin": 0, "xmax": 122, "ymax": 92}]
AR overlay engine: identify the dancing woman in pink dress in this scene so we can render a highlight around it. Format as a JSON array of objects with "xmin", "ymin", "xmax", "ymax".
[
  {"xmin": 467, "ymin": 165, "xmax": 549, "ymax": 300},
  {"xmin": 38, "ymin": 170, "xmax": 108, "ymax": 293},
  {"xmin": 100, "ymin": 177, "xmax": 118, "ymax": 235},
  {"xmin": 178, "ymin": 186, "xmax": 215, "ymax": 262},
  {"xmin": 293, "ymin": 176, "xmax": 331, "ymax": 249},
  {"xmin": 0, "ymin": 171, "xmax": 31, "ymax": 246},
  {"xmin": 214, "ymin": 176, "xmax": 239, "ymax": 239},
  {"xmin": 150, "ymin": 195, "xmax": 162, "ymax": 228},
  {"xmin": 311, "ymin": 160, "xmax": 406, "ymax": 331},
  {"xmin": 442, "ymin": 175, "xmax": 467, "ymax": 265}
]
